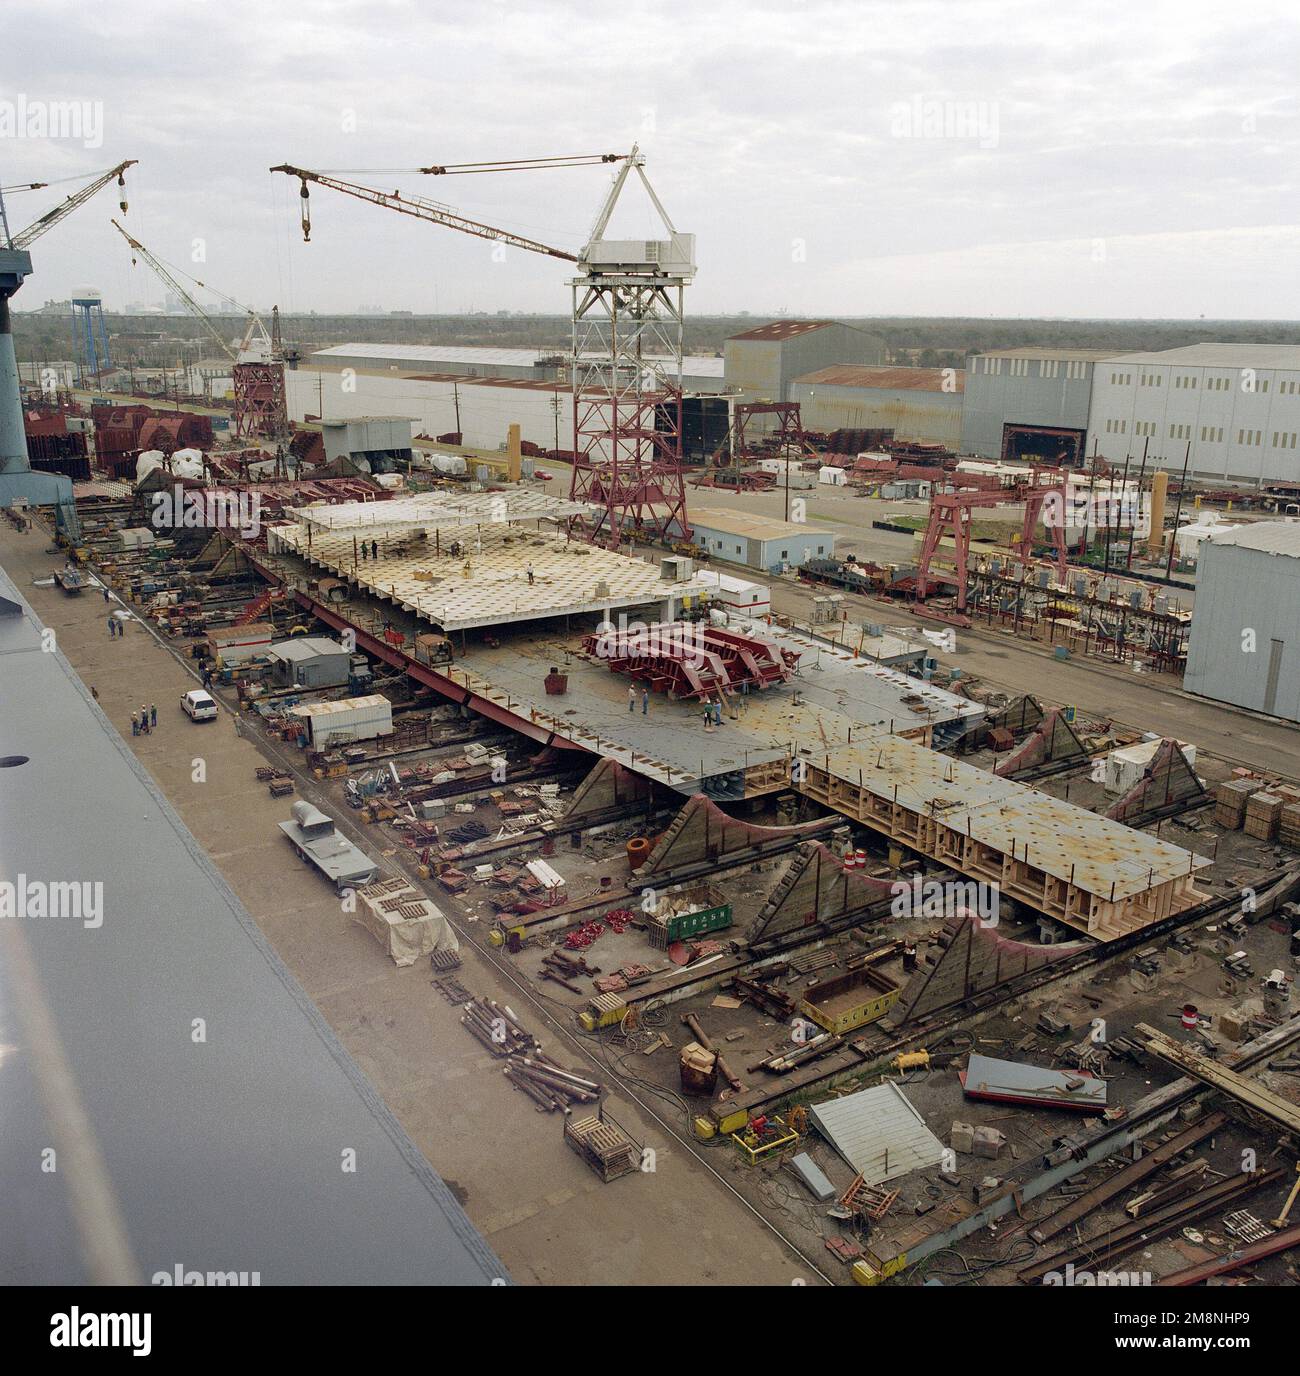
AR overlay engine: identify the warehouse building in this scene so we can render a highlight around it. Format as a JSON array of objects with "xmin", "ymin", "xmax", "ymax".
[
  {"xmin": 960, "ymin": 348, "xmax": 1118, "ymax": 463},
  {"xmin": 1183, "ymin": 520, "xmax": 1300, "ymax": 722},
  {"xmin": 688, "ymin": 506, "xmax": 834, "ymax": 572},
  {"xmin": 790, "ymin": 365, "xmax": 964, "ymax": 448},
  {"xmin": 305, "ymin": 342, "xmax": 726, "ymax": 394},
  {"xmin": 723, "ymin": 320, "xmax": 885, "ymax": 404},
  {"xmin": 1087, "ymin": 344, "xmax": 1300, "ymax": 486},
  {"xmin": 291, "ymin": 345, "xmax": 726, "ymax": 458}
]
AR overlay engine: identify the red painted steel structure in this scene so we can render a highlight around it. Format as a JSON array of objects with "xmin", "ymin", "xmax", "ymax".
[
  {"xmin": 914, "ymin": 471, "xmax": 1070, "ymax": 616},
  {"xmin": 581, "ymin": 621, "xmax": 798, "ymax": 700}
]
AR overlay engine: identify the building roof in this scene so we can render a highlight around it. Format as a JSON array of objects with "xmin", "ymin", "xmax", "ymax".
[
  {"xmin": 310, "ymin": 342, "xmax": 724, "ymax": 378},
  {"xmin": 794, "ymin": 365, "xmax": 964, "ymax": 393},
  {"xmin": 1201, "ymin": 519, "xmax": 1300, "ymax": 559},
  {"xmin": 974, "ymin": 347, "xmax": 1123, "ymax": 362},
  {"xmin": 1096, "ymin": 343, "xmax": 1300, "ymax": 370},
  {"xmin": 809, "ymin": 1083, "xmax": 947, "ymax": 1185},
  {"xmin": 0, "ymin": 566, "xmax": 505, "ymax": 1285},
  {"xmin": 689, "ymin": 506, "xmax": 833, "ymax": 541},
  {"xmin": 269, "ymin": 635, "xmax": 346, "ymax": 662},
  {"xmin": 312, "ymin": 343, "xmax": 550, "ymax": 368},
  {"xmin": 728, "ymin": 320, "xmax": 839, "ymax": 342}
]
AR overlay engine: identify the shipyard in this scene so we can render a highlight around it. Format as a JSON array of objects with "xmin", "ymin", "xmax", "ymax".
[{"xmin": 3, "ymin": 0, "xmax": 1300, "ymax": 1343}]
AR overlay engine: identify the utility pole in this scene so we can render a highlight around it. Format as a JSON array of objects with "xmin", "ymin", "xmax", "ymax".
[
  {"xmin": 1126, "ymin": 439, "xmax": 1149, "ymax": 570},
  {"xmin": 1164, "ymin": 442, "xmax": 1191, "ymax": 579}
]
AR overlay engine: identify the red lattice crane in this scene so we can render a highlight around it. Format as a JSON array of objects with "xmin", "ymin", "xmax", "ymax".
[
  {"xmin": 110, "ymin": 219, "xmax": 291, "ymax": 443},
  {"xmin": 271, "ymin": 149, "xmax": 694, "ymax": 545}
]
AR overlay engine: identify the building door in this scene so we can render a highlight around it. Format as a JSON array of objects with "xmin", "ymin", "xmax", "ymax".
[{"xmin": 1264, "ymin": 638, "xmax": 1285, "ymax": 716}]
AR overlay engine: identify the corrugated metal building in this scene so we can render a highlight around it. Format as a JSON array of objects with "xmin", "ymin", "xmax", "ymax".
[
  {"xmin": 960, "ymin": 348, "xmax": 1118, "ymax": 463},
  {"xmin": 1087, "ymin": 344, "xmax": 1300, "ymax": 486},
  {"xmin": 723, "ymin": 320, "xmax": 886, "ymax": 403},
  {"xmin": 688, "ymin": 506, "xmax": 834, "ymax": 571},
  {"xmin": 1183, "ymin": 520, "xmax": 1300, "ymax": 722},
  {"xmin": 267, "ymin": 636, "xmax": 352, "ymax": 689},
  {"xmin": 790, "ymin": 365, "xmax": 964, "ymax": 447}
]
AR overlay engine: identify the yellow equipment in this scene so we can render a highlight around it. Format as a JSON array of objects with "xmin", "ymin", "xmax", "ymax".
[
  {"xmin": 894, "ymin": 1050, "xmax": 930, "ymax": 1074},
  {"xmin": 731, "ymin": 1114, "xmax": 799, "ymax": 1165}
]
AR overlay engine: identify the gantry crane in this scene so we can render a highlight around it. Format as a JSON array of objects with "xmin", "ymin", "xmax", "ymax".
[
  {"xmin": 914, "ymin": 469, "xmax": 1071, "ymax": 623},
  {"xmin": 271, "ymin": 148, "xmax": 695, "ymax": 544},
  {"xmin": 1, "ymin": 160, "xmax": 137, "ymax": 541},
  {"xmin": 110, "ymin": 220, "xmax": 290, "ymax": 443}
]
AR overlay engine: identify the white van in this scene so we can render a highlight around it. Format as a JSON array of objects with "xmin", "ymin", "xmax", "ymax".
[{"xmin": 181, "ymin": 689, "xmax": 219, "ymax": 722}]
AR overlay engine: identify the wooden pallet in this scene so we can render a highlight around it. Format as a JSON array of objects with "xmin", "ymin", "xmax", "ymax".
[{"xmin": 564, "ymin": 1114, "xmax": 639, "ymax": 1181}]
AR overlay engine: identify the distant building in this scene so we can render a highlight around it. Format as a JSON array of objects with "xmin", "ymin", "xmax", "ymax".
[
  {"xmin": 688, "ymin": 506, "xmax": 834, "ymax": 572},
  {"xmin": 1183, "ymin": 520, "xmax": 1300, "ymax": 722},
  {"xmin": 790, "ymin": 365, "xmax": 964, "ymax": 447},
  {"xmin": 1087, "ymin": 344, "xmax": 1300, "ymax": 487},
  {"xmin": 724, "ymin": 320, "xmax": 885, "ymax": 404},
  {"xmin": 960, "ymin": 348, "xmax": 1115, "ymax": 463}
]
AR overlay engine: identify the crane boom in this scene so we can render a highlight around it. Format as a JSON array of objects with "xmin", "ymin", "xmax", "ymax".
[
  {"xmin": 270, "ymin": 164, "xmax": 579, "ymax": 261},
  {"xmin": 109, "ymin": 218, "xmax": 238, "ymax": 363},
  {"xmin": 12, "ymin": 160, "xmax": 136, "ymax": 250}
]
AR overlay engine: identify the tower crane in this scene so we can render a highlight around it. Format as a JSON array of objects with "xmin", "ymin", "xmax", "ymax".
[
  {"xmin": 271, "ymin": 148, "xmax": 695, "ymax": 544},
  {"xmin": 109, "ymin": 220, "xmax": 291, "ymax": 443},
  {"xmin": 1, "ymin": 160, "xmax": 137, "ymax": 541}
]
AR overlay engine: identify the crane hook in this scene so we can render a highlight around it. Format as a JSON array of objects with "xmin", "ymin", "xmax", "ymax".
[{"xmin": 298, "ymin": 179, "xmax": 311, "ymax": 242}]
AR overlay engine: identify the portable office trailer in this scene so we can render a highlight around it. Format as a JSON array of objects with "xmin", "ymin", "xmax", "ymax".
[{"xmin": 288, "ymin": 694, "xmax": 394, "ymax": 748}]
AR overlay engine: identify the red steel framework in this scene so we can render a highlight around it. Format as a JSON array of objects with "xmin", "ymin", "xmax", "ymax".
[
  {"xmin": 581, "ymin": 621, "xmax": 798, "ymax": 700},
  {"xmin": 914, "ymin": 470, "xmax": 1070, "ymax": 619},
  {"xmin": 568, "ymin": 278, "xmax": 690, "ymax": 546},
  {"xmin": 272, "ymin": 148, "xmax": 695, "ymax": 549}
]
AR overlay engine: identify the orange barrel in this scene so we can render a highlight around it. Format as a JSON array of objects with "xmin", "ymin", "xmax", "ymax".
[{"xmin": 627, "ymin": 836, "xmax": 651, "ymax": 873}]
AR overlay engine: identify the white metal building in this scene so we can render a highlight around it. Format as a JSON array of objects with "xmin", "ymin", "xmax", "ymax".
[
  {"xmin": 688, "ymin": 507, "xmax": 834, "ymax": 572},
  {"xmin": 304, "ymin": 342, "xmax": 726, "ymax": 393},
  {"xmin": 960, "ymin": 348, "xmax": 1116, "ymax": 463},
  {"xmin": 1183, "ymin": 520, "xmax": 1300, "ymax": 722},
  {"xmin": 290, "ymin": 343, "xmax": 727, "ymax": 455},
  {"xmin": 1088, "ymin": 344, "xmax": 1300, "ymax": 486}
]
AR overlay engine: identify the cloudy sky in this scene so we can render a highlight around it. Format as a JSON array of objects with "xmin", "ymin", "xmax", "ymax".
[{"xmin": 3, "ymin": 0, "xmax": 1299, "ymax": 319}]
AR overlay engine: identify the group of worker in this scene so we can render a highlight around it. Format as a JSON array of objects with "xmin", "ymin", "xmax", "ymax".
[
  {"xmin": 358, "ymin": 539, "xmax": 380, "ymax": 561},
  {"xmin": 103, "ymin": 584, "xmax": 125, "ymax": 637},
  {"xmin": 701, "ymin": 697, "xmax": 725, "ymax": 730},
  {"xmin": 627, "ymin": 684, "xmax": 650, "ymax": 715},
  {"xmin": 131, "ymin": 704, "xmax": 158, "ymax": 736}
]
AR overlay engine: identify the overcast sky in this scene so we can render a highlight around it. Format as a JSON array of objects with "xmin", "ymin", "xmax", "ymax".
[{"xmin": 3, "ymin": 0, "xmax": 1299, "ymax": 320}]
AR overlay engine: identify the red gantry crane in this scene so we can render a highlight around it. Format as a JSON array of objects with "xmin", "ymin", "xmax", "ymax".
[
  {"xmin": 914, "ymin": 468, "xmax": 1071, "ymax": 624},
  {"xmin": 271, "ymin": 149, "xmax": 695, "ymax": 546},
  {"xmin": 109, "ymin": 219, "xmax": 291, "ymax": 443}
]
